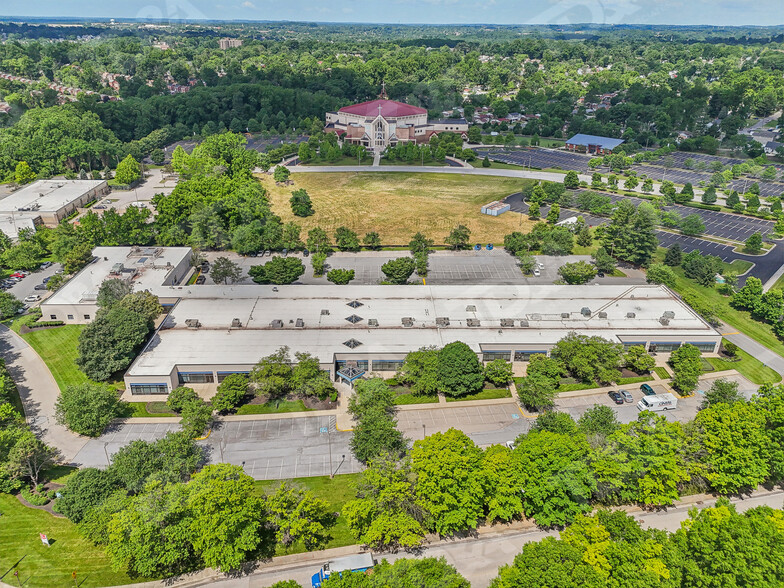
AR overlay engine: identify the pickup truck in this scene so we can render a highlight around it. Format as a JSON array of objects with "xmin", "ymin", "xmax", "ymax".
[{"xmin": 312, "ymin": 553, "xmax": 375, "ymax": 587}]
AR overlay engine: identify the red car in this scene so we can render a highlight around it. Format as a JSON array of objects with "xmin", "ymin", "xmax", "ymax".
[{"xmin": 9, "ymin": 272, "xmax": 24, "ymax": 278}]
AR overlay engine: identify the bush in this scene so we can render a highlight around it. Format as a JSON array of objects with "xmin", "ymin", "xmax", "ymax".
[
  {"xmin": 58, "ymin": 467, "xmax": 120, "ymax": 522},
  {"xmin": 311, "ymin": 252, "xmax": 327, "ymax": 276},
  {"xmin": 167, "ymin": 386, "xmax": 199, "ymax": 413},
  {"xmin": 21, "ymin": 487, "xmax": 50, "ymax": 506},
  {"xmin": 24, "ymin": 320, "xmax": 65, "ymax": 329},
  {"xmin": 55, "ymin": 383, "xmax": 126, "ymax": 437},
  {"xmin": 326, "ymin": 268, "xmax": 355, "ymax": 285},
  {"xmin": 414, "ymin": 251, "xmax": 428, "ymax": 277},
  {"xmin": 180, "ymin": 399, "xmax": 213, "ymax": 438},
  {"xmin": 484, "ymin": 359, "xmax": 513, "ymax": 386},
  {"xmin": 212, "ymin": 374, "xmax": 249, "ymax": 414},
  {"xmin": 722, "ymin": 341, "xmax": 740, "ymax": 358}
]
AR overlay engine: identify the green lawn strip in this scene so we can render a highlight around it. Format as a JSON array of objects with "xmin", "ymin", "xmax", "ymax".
[
  {"xmin": 557, "ymin": 378, "xmax": 601, "ymax": 392},
  {"xmin": 0, "ymin": 494, "xmax": 141, "ymax": 588},
  {"xmin": 771, "ymin": 271, "xmax": 784, "ymax": 292},
  {"xmin": 609, "ymin": 268, "xmax": 626, "ymax": 278},
  {"xmin": 253, "ymin": 473, "xmax": 360, "ymax": 556},
  {"xmin": 123, "ymin": 402, "xmax": 177, "ymax": 418},
  {"xmin": 707, "ymin": 346, "xmax": 781, "ymax": 385},
  {"xmin": 445, "ymin": 388, "xmax": 511, "ymax": 402},
  {"xmin": 700, "ymin": 357, "xmax": 715, "ymax": 372},
  {"xmin": 19, "ymin": 326, "xmax": 123, "ymax": 392},
  {"xmin": 380, "ymin": 159, "xmax": 448, "ymax": 167},
  {"xmin": 301, "ymin": 155, "xmax": 373, "ymax": 166},
  {"xmin": 654, "ymin": 366, "xmax": 671, "ymax": 379},
  {"xmin": 616, "ymin": 375, "xmax": 653, "ymax": 385},
  {"xmin": 394, "ymin": 392, "xmax": 439, "ymax": 405},
  {"xmin": 236, "ymin": 399, "xmax": 313, "ymax": 415}
]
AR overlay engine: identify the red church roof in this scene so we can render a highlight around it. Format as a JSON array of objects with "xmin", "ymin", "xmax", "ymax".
[{"xmin": 338, "ymin": 99, "xmax": 426, "ymax": 118}]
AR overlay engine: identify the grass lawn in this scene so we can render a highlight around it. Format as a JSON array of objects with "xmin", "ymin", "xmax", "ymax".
[
  {"xmin": 0, "ymin": 494, "xmax": 141, "ymax": 587},
  {"xmin": 380, "ymin": 159, "xmax": 448, "ymax": 167},
  {"xmin": 445, "ymin": 388, "xmax": 511, "ymax": 402},
  {"xmin": 42, "ymin": 465, "xmax": 78, "ymax": 485},
  {"xmin": 557, "ymin": 378, "xmax": 601, "ymax": 392},
  {"xmin": 261, "ymin": 172, "xmax": 534, "ymax": 244},
  {"xmin": 253, "ymin": 473, "xmax": 360, "ymax": 556},
  {"xmin": 236, "ymin": 399, "xmax": 313, "ymax": 415},
  {"xmin": 394, "ymin": 392, "xmax": 439, "ymax": 405},
  {"xmin": 707, "ymin": 345, "xmax": 781, "ymax": 385},
  {"xmin": 123, "ymin": 401, "xmax": 177, "ymax": 418},
  {"xmin": 770, "ymin": 271, "xmax": 784, "ymax": 292},
  {"xmin": 302, "ymin": 155, "xmax": 373, "ymax": 166},
  {"xmin": 616, "ymin": 375, "xmax": 653, "ymax": 385},
  {"xmin": 483, "ymin": 161, "xmax": 525, "ymax": 170},
  {"xmin": 19, "ymin": 325, "xmax": 122, "ymax": 392},
  {"xmin": 654, "ymin": 366, "xmax": 671, "ymax": 379}
]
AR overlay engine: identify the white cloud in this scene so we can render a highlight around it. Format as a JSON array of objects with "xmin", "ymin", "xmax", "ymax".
[{"xmin": 241, "ymin": 1, "xmax": 255, "ymax": 7}]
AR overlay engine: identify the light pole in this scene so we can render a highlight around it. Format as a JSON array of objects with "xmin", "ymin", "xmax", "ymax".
[{"xmin": 422, "ymin": 423, "xmax": 426, "ymax": 439}]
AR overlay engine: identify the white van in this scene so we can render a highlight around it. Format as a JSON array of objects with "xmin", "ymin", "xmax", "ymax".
[{"xmin": 637, "ymin": 393, "xmax": 678, "ymax": 412}]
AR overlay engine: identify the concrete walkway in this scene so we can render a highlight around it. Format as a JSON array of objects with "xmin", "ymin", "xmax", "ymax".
[{"xmin": 0, "ymin": 326, "xmax": 87, "ymax": 462}]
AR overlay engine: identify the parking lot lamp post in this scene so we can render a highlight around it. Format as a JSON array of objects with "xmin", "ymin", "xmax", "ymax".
[{"xmin": 422, "ymin": 423, "xmax": 426, "ymax": 439}]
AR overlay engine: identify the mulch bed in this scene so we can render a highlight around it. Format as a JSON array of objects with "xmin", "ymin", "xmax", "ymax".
[
  {"xmin": 619, "ymin": 368, "xmax": 646, "ymax": 378},
  {"xmin": 16, "ymin": 483, "xmax": 66, "ymax": 518}
]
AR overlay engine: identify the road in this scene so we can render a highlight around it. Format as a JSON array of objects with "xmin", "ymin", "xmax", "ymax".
[{"xmin": 201, "ymin": 489, "xmax": 784, "ymax": 588}]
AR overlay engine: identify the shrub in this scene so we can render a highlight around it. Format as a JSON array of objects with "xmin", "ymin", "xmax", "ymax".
[
  {"xmin": 21, "ymin": 487, "xmax": 50, "ymax": 506},
  {"xmin": 54, "ymin": 383, "xmax": 126, "ymax": 437},
  {"xmin": 167, "ymin": 386, "xmax": 199, "ymax": 413},
  {"xmin": 180, "ymin": 399, "xmax": 213, "ymax": 438},
  {"xmin": 326, "ymin": 268, "xmax": 355, "ymax": 285},
  {"xmin": 212, "ymin": 374, "xmax": 249, "ymax": 414}
]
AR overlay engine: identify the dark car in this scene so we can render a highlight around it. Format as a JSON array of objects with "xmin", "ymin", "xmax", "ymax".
[
  {"xmin": 303, "ymin": 249, "xmax": 310, "ymax": 257},
  {"xmin": 195, "ymin": 275, "xmax": 206, "ymax": 285},
  {"xmin": 608, "ymin": 390, "xmax": 624, "ymax": 405},
  {"xmin": 200, "ymin": 265, "xmax": 209, "ymax": 274},
  {"xmin": 34, "ymin": 283, "xmax": 47, "ymax": 291},
  {"xmin": 640, "ymin": 383, "xmax": 656, "ymax": 396},
  {"xmin": 597, "ymin": 272, "xmax": 605, "ymax": 278}
]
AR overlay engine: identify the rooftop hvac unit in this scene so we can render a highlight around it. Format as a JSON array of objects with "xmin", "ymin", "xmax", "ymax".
[
  {"xmin": 627, "ymin": 312, "xmax": 636, "ymax": 319},
  {"xmin": 436, "ymin": 317, "xmax": 450, "ymax": 327},
  {"xmin": 662, "ymin": 311, "xmax": 676, "ymax": 319},
  {"xmin": 519, "ymin": 319, "xmax": 530, "ymax": 327},
  {"xmin": 467, "ymin": 318, "xmax": 481, "ymax": 327},
  {"xmin": 368, "ymin": 319, "xmax": 379, "ymax": 327},
  {"xmin": 295, "ymin": 318, "xmax": 304, "ymax": 328},
  {"xmin": 402, "ymin": 317, "xmax": 414, "ymax": 327},
  {"xmin": 598, "ymin": 311, "xmax": 608, "ymax": 319},
  {"xmin": 270, "ymin": 319, "xmax": 284, "ymax": 329},
  {"xmin": 581, "ymin": 307, "xmax": 591, "ymax": 317},
  {"xmin": 185, "ymin": 319, "xmax": 200, "ymax": 328},
  {"xmin": 466, "ymin": 305, "xmax": 477, "ymax": 312},
  {"xmin": 561, "ymin": 312, "xmax": 570, "ymax": 319},
  {"xmin": 500, "ymin": 319, "xmax": 515, "ymax": 327},
  {"xmin": 321, "ymin": 309, "xmax": 330, "ymax": 315},
  {"xmin": 659, "ymin": 317, "xmax": 670, "ymax": 326},
  {"xmin": 231, "ymin": 318, "xmax": 242, "ymax": 328},
  {"xmin": 530, "ymin": 313, "xmax": 542, "ymax": 321}
]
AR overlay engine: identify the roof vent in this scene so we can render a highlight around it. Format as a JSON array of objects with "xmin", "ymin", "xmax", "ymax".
[
  {"xmin": 347, "ymin": 300, "xmax": 363, "ymax": 308},
  {"xmin": 436, "ymin": 317, "xmax": 450, "ymax": 327},
  {"xmin": 659, "ymin": 317, "xmax": 670, "ymax": 326},
  {"xmin": 343, "ymin": 338, "xmax": 362, "ymax": 349},
  {"xmin": 467, "ymin": 318, "xmax": 481, "ymax": 327},
  {"xmin": 345, "ymin": 314, "xmax": 363, "ymax": 324},
  {"xmin": 530, "ymin": 313, "xmax": 542, "ymax": 321},
  {"xmin": 561, "ymin": 312, "xmax": 570, "ymax": 319},
  {"xmin": 663, "ymin": 311, "xmax": 675, "ymax": 319},
  {"xmin": 519, "ymin": 319, "xmax": 530, "ymax": 327},
  {"xmin": 185, "ymin": 318, "xmax": 200, "ymax": 329},
  {"xmin": 581, "ymin": 307, "xmax": 591, "ymax": 317},
  {"xmin": 231, "ymin": 318, "xmax": 242, "ymax": 328},
  {"xmin": 466, "ymin": 305, "xmax": 477, "ymax": 312},
  {"xmin": 402, "ymin": 317, "xmax": 414, "ymax": 328},
  {"xmin": 368, "ymin": 319, "xmax": 379, "ymax": 327},
  {"xmin": 295, "ymin": 318, "xmax": 304, "ymax": 328},
  {"xmin": 627, "ymin": 312, "xmax": 636, "ymax": 319},
  {"xmin": 321, "ymin": 309, "xmax": 330, "ymax": 315},
  {"xmin": 271, "ymin": 319, "xmax": 284, "ymax": 329},
  {"xmin": 500, "ymin": 319, "xmax": 515, "ymax": 327},
  {"xmin": 598, "ymin": 311, "xmax": 608, "ymax": 319}
]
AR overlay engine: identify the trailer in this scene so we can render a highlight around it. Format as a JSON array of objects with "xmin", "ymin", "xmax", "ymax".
[
  {"xmin": 311, "ymin": 553, "xmax": 375, "ymax": 587},
  {"xmin": 636, "ymin": 392, "xmax": 678, "ymax": 412}
]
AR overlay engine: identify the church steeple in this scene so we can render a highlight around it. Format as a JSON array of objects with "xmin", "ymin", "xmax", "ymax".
[{"xmin": 379, "ymin": 81, "xmax": 388, "ymax": 100}]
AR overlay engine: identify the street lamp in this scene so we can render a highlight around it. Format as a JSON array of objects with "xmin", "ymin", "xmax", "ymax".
[{"xmin": 422, "ymin": 423, "xmax": 426, "ymax": 439}]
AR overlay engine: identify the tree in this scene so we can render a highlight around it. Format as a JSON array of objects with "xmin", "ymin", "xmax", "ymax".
[
  {"xmin": 675, "ymin": 182, "xmax": 695, "ymax": 204},
  {"xmin": 250, "ymin": 347, "xmax": 292, "ymax": 398},
  {"xmin": 484, "ymin": 359, "xmax": 513, "ymax": 386},
  {"xmin": 527, "ymin": 200, "xmax": 540, "ymax": 220},
  {"xmin": 116, "ymin": 291, "xmax": 163, "ymax": 326},
  {"xmin": 398, "ymin": 347, "xmax": 440, "ymax": 396},
  {"xmin": 249, "ymin": 257, "xmax": 305, "ymax": 284},
  {"xmin": 695, "ymin": 403, "xmax": 770, "ymax": 493},
  {"xmin": 701, "ymin": 186, "xmax": 718, "ymax": 204},
  {"xmin": 343, "ymin": 453, "xmax": 427, "ymax": 550},
  {"xmin": 516, "ymin": 372, "xmax": 557, "ymax": 411},
  {"xmin": 0, "ymin": 292, "xmax": 23, "ymax": 319},
  {"xmin": 669, "ymin": 344, "xmax": 703, "ymax": 393},
  {"xmin": 517, "ymin": 251, "xmax": 536, "ymax": 275},
  {"xmin": 563, "ymin": 170, "xmax": 579, "ymax": 189},
  {"xmin": 266, "ymin": 482, "xmax": 331, "ymax": 550},
  {"xmin": 115, "ymin": 154, "xmax": 141, "ymax": 185},
  {"xmin": 744, "ymin": 232, "xmax": 763, "ymax": 254},
  {"xmin": 273, "ymin": 165, "xmax": 291, "ymax": 183},
  {"xmin": 334, "ymin": 227, "xmax": 360, "ymax": 251},
  {"xmin": 591, "ymin": 173, "xmax": 604, "ymax": 189},
  {"xmin": 409, "ymin": 232, "xmax": 434, "ymax": 256},
  {"xmin": 348, "ymin": 378, "xmax": 406, "ymax": 464},
  {"xmin": 411, "ymin": 428, "xmax": 487, "ymax": 535},
  {"xmin": 732, "ymin": 276, "xmax": 763, "ymax": 310},
  {"xmin": 289, "ymin": 189, "xmax": 314, "ymax": 217},
  {"xmin": 55, "ymin": 382, "xmax": 126, "ymax": 437},
  {"xmin": 77, "ymin": 306, "xmax": 151, "ymax": 381},
  {"xmin": 577, "ymin": 404, "xmax": 620, "ymax": 439},
  {"xmin": 702, "ymin": 378, "xmax": 743, "ymax": 409},
  {"xmin": 363, "ymin": 232, "xmax": 381, "ymax": 250},
  {"xmin": 726, "ymin": 191, "xmax": 740, "ymax": 208},
  {"xmin": 601, "ymin": 200, "xmax": 658, "ymax": 266},
  {"xmin": 680, "ymin": 213, "xmax": 705, "ymax": 236},
  {"xmin": 482, "ymin": 155, "xmax": 491, "ymax": 168},
  {"xmin": 311, "ymin": 252, "xmax": 327, "ymax": 276},
  {"xmin": 179, "ymin": 398, "xmax": 213, "ymax": 439},
  {"xmin": 14, "ymin": 160, "xmax": 36, "ymax": 184},
  {"xmin": 307, "ymin": 227, "xmax": 331, "ymax": 254},
  {"xmin": 212, "ymin": 374, "xmax": 248, "ymax": 414},
  {"xmin": 546, "ymin": 203, "xmax": 561, "ymax": 224},
  {"xmin": 551, "ymin": 332, "xmax": 623, "ymax": 384},
  {"xmin": 591, "ymin": 247, "xmax": 616, "ymax": 274},
  {"xmin": 97, "ymin": 278, "xmax": 133, "ymax": 309},
  {"xmin": 663, "ymin": 243, "xmax": 682, "ymax": 266},
  {"xmin": 532, "ymin": 412, "xmax": 578, "ymax": 435},
  {"xmin": 167, "ymin": 386, "xmax": 199, "ymax": 413},
  {"xmin": 445, "ymin": 225, "xmax": 471, "ymax": 250},
  {"xmin": 211, "ymin": 256, "xmax": 243, "ymax": 284},
  {"xmin": 558, "ymin": 260, "xmax": 597, "ymax": 284},
  {"xmin": 327, "ymin": 268, "xmax": 355, "ymax": 285},
  {"xmin": 515, "ymin": 430, "xmax": 595, "ymax": 527},
  {"xmin": 323, "ymin": 557, "xmax": 468, "ymax": 587},
  {"xmin": 58, "ymin": 467, "xmax": 120, "ymax": 523},
  {"xmin": 646, "ymin": 262, "xmax": 676, "ymax": 287},
  {"xmin": 624, "ymin": 345, "xmax": 656, "ymax": 373},
  {"xmin": 437, "ymin": 341, "xmax": 484, "ymax": 397},
  {"xmin": 381, "ymin": 257, "xmax": 415, "ymax": 284}
]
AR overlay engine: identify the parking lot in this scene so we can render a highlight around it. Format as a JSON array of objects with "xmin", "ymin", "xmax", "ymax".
[
  {"xmin": 475, "ymin": 147, "xmax": 591, "ymax": 172},
  {"xmin": 2, "ymin": 263, "xmax": 61, "ymax": 307},
  {"xmin": 654, "ymin": 231, "xmax": 740, "ymax": 261}
]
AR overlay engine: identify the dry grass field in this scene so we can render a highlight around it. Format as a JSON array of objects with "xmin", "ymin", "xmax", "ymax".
[{"xmin": 258, "ymin": 172, "xmax": 534, "ymax": 245}]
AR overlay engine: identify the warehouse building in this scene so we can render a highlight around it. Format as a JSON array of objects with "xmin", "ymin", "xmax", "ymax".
[
  {"xmin": 123, "ymin": 284, "xmax": 721, "ymax": 396},
  {"xmin": 0, "ymin": 179, "xmax": 109, "ymax": 229}
]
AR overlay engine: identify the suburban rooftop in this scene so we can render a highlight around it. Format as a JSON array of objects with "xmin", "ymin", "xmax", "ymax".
[{"xmin": 0, "ymin": 179, "xmax": 106, "ymax": 213}]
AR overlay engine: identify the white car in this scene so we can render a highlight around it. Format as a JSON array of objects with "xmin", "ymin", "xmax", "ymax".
[
  {"xmin": 23, "ymin": 295, "xmax": 40, "ymax": 303},
  {"xmin": 533, "ymin": 268, "xmax": 541, "ymax": 277}
]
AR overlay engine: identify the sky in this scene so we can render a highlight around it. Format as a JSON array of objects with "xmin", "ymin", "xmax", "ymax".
[{"xmin": 1, "ymin": 0, "xmax": 781, "ymax": 27}]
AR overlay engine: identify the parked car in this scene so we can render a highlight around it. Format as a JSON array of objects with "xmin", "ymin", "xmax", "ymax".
[
  {"xmin": 34, "ymin": 284, "xmax": 47, "ymax": 291},
  {"xmin": 10, "ymin": 272, "xmax": 25, "ymax": 279},
  {"xmin": 640, "ymin": 383, "xmax": 656, "ymax": 396},
  {"xmin": 597, "ymin": 272, "xmax": 605, "ymax": 278},
  {"xmin": 200, "ymin": 265, "xmax": 209, "ymax": 274},
  {"xmin": 42, "ymin": 276, "xmax": 50, "ymax": 283},
  {"xmin": 195, "ymin": 275, "xmax": 206, "ymax": 285},
  {"xmin": 40, "ymin": 261, "xmax": 52, "ymax": 269},
  {"xmin": 303, "ymin": 249, "xmax": 310, "ymax": 257},
  {"xmin": 533, "ymin": 268, "xmax": 541, "ymax": 277},
  {"xmin": 619, "ymin": 389, "xmax": 633, "ymax": 403},
  {"xmin": 608, "ymin": 390, "xmax": 624, "ymax": 405},
  {"xmin": 24, "ymin": 295, "xmax": 40, "ymax": 303}
]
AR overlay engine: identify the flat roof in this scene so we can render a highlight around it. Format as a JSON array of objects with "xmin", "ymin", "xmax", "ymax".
[
  {"xmin": 127, "ymin": 285, "xmax": 718, "ymax": 377},
  {"xmin": 44, "ymin": 246, "xmax": 192, "ymax": 306},
  {"xmin": 0, "ymin": 180, "xmax": 106, "ymax": 214},
  {"xmin": 565, "ymin": 134, "xmax": 625, "ymax": 149},
  {"xmin": 0, "ymin": 213, "xmax": 38, "ymax": 240}
]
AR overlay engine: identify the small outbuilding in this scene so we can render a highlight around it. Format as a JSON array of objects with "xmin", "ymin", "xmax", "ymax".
[{"xmin": 481, "ymin": 201, "xmax": 511, "ymax": 216}]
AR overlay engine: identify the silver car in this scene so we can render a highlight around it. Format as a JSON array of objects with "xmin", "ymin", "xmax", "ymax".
[{"xmin": 619, "ymin": 389, "xmax": 634, "ymax": 403}]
